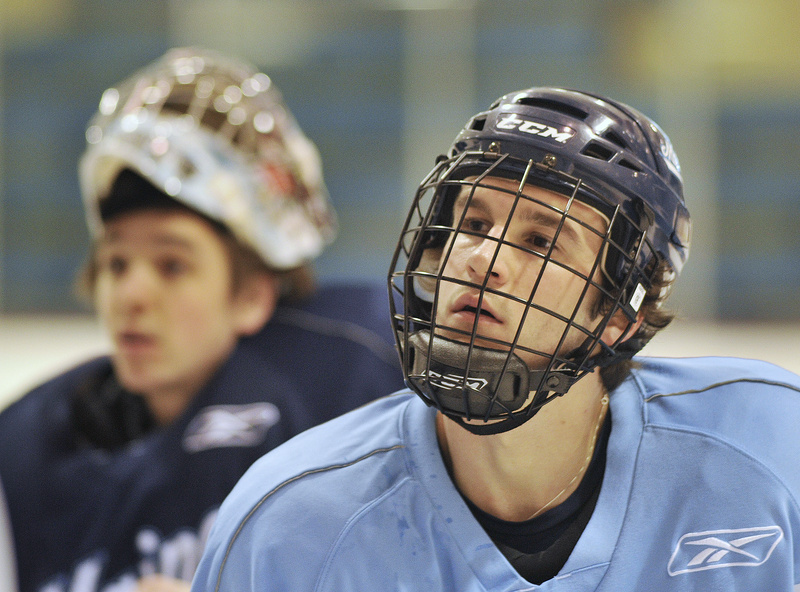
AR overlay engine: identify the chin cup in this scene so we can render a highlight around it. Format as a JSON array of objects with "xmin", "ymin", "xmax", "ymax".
[{"xmin": 405, "ymin": 331, "xmax": 577, "ymax": 423}]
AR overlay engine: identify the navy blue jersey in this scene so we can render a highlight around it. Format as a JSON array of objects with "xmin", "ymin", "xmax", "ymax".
[{"xmin": 0, "ymin": 283, "xmax": 404, "ymax": 592}]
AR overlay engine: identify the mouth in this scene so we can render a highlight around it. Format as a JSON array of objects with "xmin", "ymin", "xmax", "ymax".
[
  {"xmin": 116, "ymin": 331, "xmax": 158, "ymax": 354},
  {"xmin": 450, "ymin": 295, "xmax": 503, "ymax": 325},
  {"xmin": 460, "ymin": 304, "xmax": 498, "ymax": 321}
]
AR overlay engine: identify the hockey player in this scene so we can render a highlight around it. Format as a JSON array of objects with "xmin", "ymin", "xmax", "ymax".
[
  {"xmin": 0, "ymin": 48, "xmax": 403, "ymax": 592},
  {"xmin": 192, "ymin": 88, "xmax": 800, "ymax": 590}
]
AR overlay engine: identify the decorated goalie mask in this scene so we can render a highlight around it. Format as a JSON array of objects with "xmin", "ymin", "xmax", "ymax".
[
  {"xmin": 389, "ymin": 88, "xmax": 691, "ymax": 435},
  {"xmin": 80, "ymin": 47, "xmax": 336, "ymax": 270}
]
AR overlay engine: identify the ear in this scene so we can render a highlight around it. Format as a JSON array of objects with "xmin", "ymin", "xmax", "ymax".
[
  {"xmin": 600, "ymin": 309, "xmax": 644, "ymax": 348},
  {"xmin": 232, "ymin": 272, "xmax": 279, "ymax": 336}
]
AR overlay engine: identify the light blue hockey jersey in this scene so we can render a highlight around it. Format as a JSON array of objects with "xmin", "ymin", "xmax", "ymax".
[{"xmin": 192, "ymin": 357, "xmax": 800, "ymax": 591}]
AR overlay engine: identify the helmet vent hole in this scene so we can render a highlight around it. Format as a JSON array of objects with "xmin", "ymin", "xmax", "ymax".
[
  {"xmin": 618, "ymin": 159, "xmax": 642, "ymax": 172},
  {"xmin": 200, "ymin": 108, "xmax": 227, "ymax": 131},
  {"xmin": 581, "ymin": 141, "xmax": 615, "ymax": 162},
  {"xmin": 469, "ymin": 116, "xmax": 487, "ymax": 131},
  {"xmin": 514, "ymin": 97, "xmax": 588, "ymax": 121},
  {"xmin": 602, "ymin": 130, "xmax": 628, "ymax": 149}
]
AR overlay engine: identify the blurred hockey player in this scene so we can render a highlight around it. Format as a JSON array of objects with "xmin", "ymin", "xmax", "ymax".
[{"xmin": 0, "ymin": 47, "xmax": 403, "ymax": 592}]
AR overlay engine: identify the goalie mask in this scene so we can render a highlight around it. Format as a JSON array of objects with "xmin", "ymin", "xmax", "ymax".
[
  {"xmin": 80, "ymin": 47, "xmax": 336, "ymax": 270},
  {"xmin": 389, "ymin": 88, "xmax": 691, "ymax": 435}
]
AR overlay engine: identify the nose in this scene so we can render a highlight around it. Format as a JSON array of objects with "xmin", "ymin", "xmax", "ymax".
[
  {"xmin": 464, "ymin": 228, "xmax": 509, "ymax": 286},
  {"xmin": 111, "ymin": 262, "xmax": 158, "ymax": 314}
]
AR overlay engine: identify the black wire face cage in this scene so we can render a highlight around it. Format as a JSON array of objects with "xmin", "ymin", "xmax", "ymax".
[{"xmin": 388, "ymin": 150, "xmax": 658, "ymax": 435}]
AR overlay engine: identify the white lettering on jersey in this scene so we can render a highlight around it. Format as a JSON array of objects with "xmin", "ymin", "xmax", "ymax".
[
  {"xmin": 495, "ymin": 113, "xmax": 575, "ymax": 144},
  {"xmin": 668, "ymin": 525, "xmax": 783, "ymax": 576},
  {"xmin": 38, "ymin": 510, "xmax": 218, "ymax": 592}
]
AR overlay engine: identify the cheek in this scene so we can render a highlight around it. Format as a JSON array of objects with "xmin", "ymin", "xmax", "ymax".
[
  {"xmin": 92, "ymin": 278, "xmax": 114, "ymax": 319},
  {"xmin": 512, "ymin": 269, "xmax": 602, "ymax": 343},
  {"xmin": 528, "ymin": 264, "xmax": 591, "ymax": 306},
  {"xmin": 173, "ymin": 287, "xmax": 233, "ymax": 333},
  {"xmin": 184, "ymin": 282, "xmax": 237, "ymax": 342},
  {"xmin": 440, "ymin": 241, "xmax": 468, "ymax": 277}
]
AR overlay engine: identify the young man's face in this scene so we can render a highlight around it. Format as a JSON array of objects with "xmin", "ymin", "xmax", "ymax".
[
  {"xmin": 94, "ymin": 209, "xmax": 256, "ymax": 402},
  {"xmin": 434, "ymin": 176, "xmax": 617, "ymax": 370}
]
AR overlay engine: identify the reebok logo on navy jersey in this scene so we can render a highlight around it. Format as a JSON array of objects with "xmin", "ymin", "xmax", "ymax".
[
  {"xmin": 495, "ymin": 113, "xmax": 575, "ymax": 143},
  {"xmin": 668, "ymin": 526, "xmax": 783, "ymax": 576},
  {"xmin": 182, "ymin": 403, "xmax": 280, "ymax": 452}
]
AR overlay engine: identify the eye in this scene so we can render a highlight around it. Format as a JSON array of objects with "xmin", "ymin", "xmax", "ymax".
[
  {"xmin": 98, "ymin": 253, "xmax": 128, "ymax": 276},
  {"xmin": 528, "ymin": 234, "xmax": 554, "ymax": 252},
  {"xmin": 459, "ymin": 214, "xmax": 490, "ymax": 235},
  {"xmin": 158, "ymin": 256, "xmax": 191, "ymax": 278}
]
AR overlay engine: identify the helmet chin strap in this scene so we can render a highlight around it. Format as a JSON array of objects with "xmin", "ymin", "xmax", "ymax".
[{"xmin": 405, "ymin": 332, "xmax": 579, "ymax": 435}]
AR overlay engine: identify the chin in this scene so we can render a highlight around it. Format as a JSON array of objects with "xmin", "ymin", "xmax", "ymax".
[{"xmin": 113, "ymin": 364, "xmax": 160, "ymax": 395}]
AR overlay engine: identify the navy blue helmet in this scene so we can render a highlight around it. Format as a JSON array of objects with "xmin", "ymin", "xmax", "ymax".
[{"xmin": 389, "ymin": 87, "xmax": 691, "ymax": 434}]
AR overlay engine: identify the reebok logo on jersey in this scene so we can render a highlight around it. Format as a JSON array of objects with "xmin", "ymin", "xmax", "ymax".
[
  {"xmin": 182, "ymin": 403, "xmax": 280, "ymax": 452},
  {"xmin": 495, "ymin": 113, "xmax": 575, "ymax": 143},
  {"xmin": 668, "ymin": 526, "xmax": 783, "ymax": 576}
]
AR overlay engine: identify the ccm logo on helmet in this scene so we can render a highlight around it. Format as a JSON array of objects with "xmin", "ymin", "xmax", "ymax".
[{"xmin": 496, "ymin": 113, "xmax": 575, "ymax": 144}]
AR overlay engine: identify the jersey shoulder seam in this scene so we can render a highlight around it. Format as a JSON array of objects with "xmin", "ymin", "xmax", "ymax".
[{"xmin": 643, "ymin": 376, "xmax": 800, "ymax": 402}]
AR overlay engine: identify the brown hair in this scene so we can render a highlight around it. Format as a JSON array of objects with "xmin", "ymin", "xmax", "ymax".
[{"xmin": 598, "ymin": 259, "xmax": 676, "ymax": 391}]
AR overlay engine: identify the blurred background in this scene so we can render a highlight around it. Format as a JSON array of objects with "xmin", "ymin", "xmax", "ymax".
[{"xmin": 1, "ymin": 0, "xmax": 798, "ymax": 405}]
